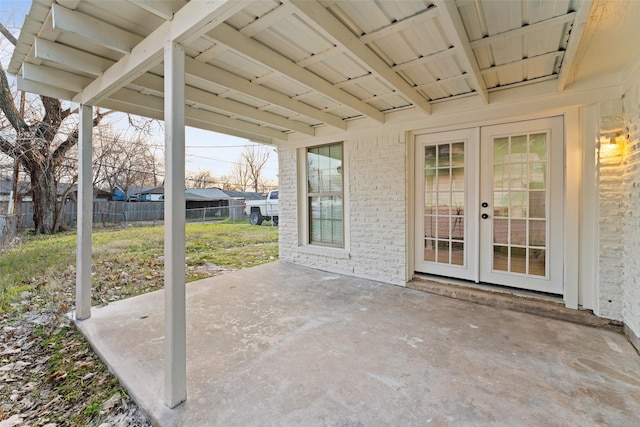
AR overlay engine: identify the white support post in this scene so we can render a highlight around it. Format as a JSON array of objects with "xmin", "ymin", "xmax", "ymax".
[
  {"xmin": 164, "ymin": 40, "xmax": 187, "ymax": 408},
  {"xmin": 75, "ymin": 104, "xmax": 93, "ymax": 320}
]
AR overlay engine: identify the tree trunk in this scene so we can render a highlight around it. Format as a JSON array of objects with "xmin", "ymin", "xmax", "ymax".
[{"xmin": 29, "ymin": 166, "xmax": 60, "ymax": 234}]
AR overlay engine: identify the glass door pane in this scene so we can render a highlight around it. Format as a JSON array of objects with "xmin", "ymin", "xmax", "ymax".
[
  {"xmin": 480, "ymin": 116, "xmax": 563, "ymax": 295},
  {"xmin": 423, "ymin": 142, "xmax": 465, "ymax": 266},
  {"xmin": 491, "ymin": 132, "xmax": 548, "ymax": 276}
]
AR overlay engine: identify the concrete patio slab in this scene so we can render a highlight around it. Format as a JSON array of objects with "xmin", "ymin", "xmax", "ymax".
[{"xmin": 76, "ymin": 262, "xmax": 640, "ymax": 426}]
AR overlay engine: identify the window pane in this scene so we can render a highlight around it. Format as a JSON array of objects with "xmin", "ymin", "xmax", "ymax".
[
  {"xmin": 451, "ymin": 142, "xmax": 464, "ymax": 166},
  {"xmin": 308, "ymin": 155, "xmax": 320, "ymax": 193},
  {"xmin": 529, "ymin": 133, "xmax": 547, "ymax": 161},
  {"xmin": 529, "ymin": 220, "xmax": 546, "ymax": 246},
  {"xmin": 424, "ymin": 239, "xmax": 436, "ymax": 262},
  {"xmin": 437, "ymin": 240, "xmax": 450, "ymax": 263},
  {"xmin": 494, "ymin": 137, "xmax": 509, "ymax": 164},
  {"xmin": 451, "ymin": 241, "xmax": 464, "ymax": 266},
  {"xmin": 511, "ymin": 135, "xmax": 527, "ymax": 155},
  {"xmin": 425, "ymin": 146, "xmax": 437, "ymax": 169},
  {"xmin": 307, "ymin": 143, "xmax": 344, "ymax": 247},
  {"xmin": 438, "ymin": 145, "xmax": 450, "ymax": 167},
  {"xmin": 510, "ymin": 219, "xmax": 526, "ymax": 245},
  {"xmin": 529, "ymin": 249, "xmax": 546, "ymax": 276},
  {"xmin": 511, "ymin": 247, "xmax": 527, "ymax": 274},
  {"xmin": 451, "ymin": 167, "xmax": 464, "ymax": 191}
]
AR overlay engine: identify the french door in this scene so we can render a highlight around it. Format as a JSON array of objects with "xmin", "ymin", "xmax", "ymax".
[{"xmin": 415, "ymin": 117, "xmax": 564, "ymax": 294}]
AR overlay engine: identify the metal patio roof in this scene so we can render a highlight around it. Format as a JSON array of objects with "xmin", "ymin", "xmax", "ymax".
[{"xmin": 7, "ymin": 0, "xmax": 636, "ymax": 144}]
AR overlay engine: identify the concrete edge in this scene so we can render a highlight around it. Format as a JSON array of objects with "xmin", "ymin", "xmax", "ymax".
[
  {"xmin": 407, "ymin": 278, "xmax": 624, "ymax": 332},
  {"xmin": 624, "ymin": 324, "xmax": 640, "ymax": 355},
  {"xmin": 73, "ymin": 316, "xmax": 177, "ymax": 427}
]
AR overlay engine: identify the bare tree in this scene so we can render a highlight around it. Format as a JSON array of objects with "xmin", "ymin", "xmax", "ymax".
[
  {"xmin": 218, "ymin": 174, "xmax": 234, "ymax": 191},
  {"xmin": 0, "ymin": 22, "xmax": 117, "ymax": 232},
  {"xmin": 90, "ymin": 127, "xmax": 163, "ymax": 195},
  {"xmin": 241, "ymin": 145, "xmax": 271, "ymax": 193},
  {"xmin": 186, "ymin": 169, "xmax": 216, "ymax": 188},
  {"xmin": 230, "ymin": 160, "xmax": 251, "ymax": 192}
]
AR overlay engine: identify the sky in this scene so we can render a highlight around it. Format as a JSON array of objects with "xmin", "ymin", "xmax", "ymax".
[{"xmin": 0, "ymin": 0, "xmax": 279, "ymax": 182}]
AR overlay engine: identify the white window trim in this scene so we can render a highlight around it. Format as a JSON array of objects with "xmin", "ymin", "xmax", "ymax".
[{"xmin": 297, "ymin": 143, "xmax": 350, "ymax": 256}]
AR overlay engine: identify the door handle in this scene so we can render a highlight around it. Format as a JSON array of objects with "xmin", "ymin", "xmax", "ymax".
[{"xmin": 481, "ymin": 213, "xmax": 489, "ymax": 219}]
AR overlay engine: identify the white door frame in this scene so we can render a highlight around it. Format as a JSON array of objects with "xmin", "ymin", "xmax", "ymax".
[
  {"xmin": 414, "ymin": 128, "xmax": 480, "ymax": 282},
  {"xmin": 479, "ymin": 117, "xmax": 564, "ymax": 294},
  {"xmin": 409, "ymin": 110, "xmax": 581, "ymax": 308}
]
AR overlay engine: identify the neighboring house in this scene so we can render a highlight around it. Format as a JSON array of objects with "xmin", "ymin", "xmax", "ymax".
[
  {"xmin": 0, "ymin": 179, "xmax": 29, "ymax": 202},
  {"xmin": 137, "ymin": 186, "xmax": 164, "ymax": 202},
  {"xmin": 184, "ymin": 188, "xmax": 231, "ymax": 209},
  {"xmin": 65, "ymin": 184, "xmax": 112, "ymax": 202},
  {"xmin": 112, "ymin": 185, "xmax": 155, "ymax": 201},
  {"xmin": 0, "ymin": 180, "xmax": 110, "ymax": 203},
  {"xmin": 222, "ymin": 190, "xmax": 264, "ymax": 202},
  {"xmin": 9, "ymin": 0, "xmax": 640, "ymax": 407}
]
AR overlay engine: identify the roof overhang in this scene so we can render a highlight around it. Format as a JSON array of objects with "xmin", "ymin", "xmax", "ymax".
[{"xmin": 8, "ymin": 0, "xmax": 640, "ymax": 143}]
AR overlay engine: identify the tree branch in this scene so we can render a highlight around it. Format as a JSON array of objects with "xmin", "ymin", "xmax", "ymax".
[
  {"xmin": 0, "ymin": 64, "xmax": 29, "ymax": 134},
  {"xmin": 50, "ymin": 109, "xmax": 115, "ymax": 162},
  {"xmin": 0, "ymin": 22, "xmax": 17, "ymax": 46}
]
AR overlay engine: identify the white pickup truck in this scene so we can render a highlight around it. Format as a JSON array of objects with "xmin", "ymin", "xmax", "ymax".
[{"xmin": 243, "ymin": 190, "xmax": 279, "ymax": 225}]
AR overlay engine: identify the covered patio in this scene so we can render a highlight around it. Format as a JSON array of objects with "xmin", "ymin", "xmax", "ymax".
[{"xmin": 77, "ymin": 261, "xmax": 640, "ymax": 426}]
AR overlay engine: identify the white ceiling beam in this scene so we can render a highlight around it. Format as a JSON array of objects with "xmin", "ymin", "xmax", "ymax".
[
  {"xmin": 481, "ymin": 51, "xmax": 565, "ymax": 75},
  {"xmin": 240, "ymin": 3, "xmax": 294, "ymax": 37},
  {"xmin": 100, "ymin": 98, "xmax": 274, "ymax": 145},
  {"xmin": 359, "ymin": 6, "xmax": 439, "ymax": 45},
  {"xmin": 22, "ymin": 63, "xmax": 92, "ymax": 92},
  {"xmin": 35, "ymin": 37, "xmax": 114, "ymax": 76},
  {"xmin": 208, "ymin": 22, "xmax": 385, "ymax": 122},
  {"xmin": 288, "ymin": 0, "xmax": 431, "ymax": 115},
  {"xmin": 52, "ymin": 4, "xmax": 143, "ymax": 54},
  {"xmin": 470, "ymin": 12, "xmax": 577, "ymax": 50},
  {"xmin": 127, "ymin": 0, "xmax": 177, "ymax": 20},
  {"xmin": 108, "ymin": 87, "xmax": 289, "ymax": 142},
  {"xmin": 435, "ymin": 0, "xmax": 488, "ymax": 104},
  {"xmin": 56, "ymin": 0, "xmax": 81, "ymax": 9},
  {"xmin": 134, "ymin": 71, "xmax": 315, "ymax": 135},
  {"xmin": 296, "ymin": 45, "xmax": 345, "ymax": 68},
  {"xmin": 17, "ymin": 76, "xmax": 76, "ymax": 100},
  {"xmin": 557, "ymin": 2, "xmax": 594, "ymax": 91},
  {"xmin": 194, "ymin": 43, "xmax": 228, "ymax": 63},
  {"xmin": 185, "ymin": 86, "xmax": 315, "ymax": 136},
  {"xmin": 75, "ymin": 0, "xmax": 245, "ymax": 105},
  {"xmin": 185, "ymin": 57, "xmax": 347, "ymax": 130},
  {"xmin": 186, "ymin": 106, "xmax": 289, "ymax": 141}
]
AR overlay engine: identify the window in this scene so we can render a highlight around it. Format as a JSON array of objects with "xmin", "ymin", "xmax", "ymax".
[{"xmin": 307, "ymin": 143, "xmax": 343, "ymax": 247}]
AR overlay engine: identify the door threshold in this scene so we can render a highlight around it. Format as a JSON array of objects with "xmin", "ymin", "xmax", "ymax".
[{"xmin": 409, "ymin": 273, "xmax": 622, "ymax": 331}]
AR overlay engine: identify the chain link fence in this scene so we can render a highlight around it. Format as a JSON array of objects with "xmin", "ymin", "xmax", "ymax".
[{"xmin": 0, "ymin": 201, "xmax": 276, "ymax": 242}]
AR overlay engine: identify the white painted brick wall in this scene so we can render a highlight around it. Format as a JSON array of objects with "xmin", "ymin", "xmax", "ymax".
[
  {"xmin": 279, "ymin": 134, "xmax": 407, "ymax": 286},
  {"xmin": 596, "ymin": 84, "xmax": 640, "ymax": 339},
  {"xmin": 622, "ymin": 83, "xmax": 640, "ymax": 338},
  {"xmin": 597, "ymin": 99, "xmax": 625, "ymax": 320}
]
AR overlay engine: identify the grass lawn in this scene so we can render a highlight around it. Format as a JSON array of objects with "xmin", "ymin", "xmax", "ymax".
[
  {"xmin": 0, "ymin": 222, "xmax": 278, "ymax": 426},
  {"xmin": 0, "ymin": 222, "xmax": 279, "ymax": 313}
]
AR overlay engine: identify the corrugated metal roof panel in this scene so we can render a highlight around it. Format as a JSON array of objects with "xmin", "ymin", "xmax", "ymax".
[{"xmin": 8, "ymin": 0, "xmax": 605, "ymax": 139}]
